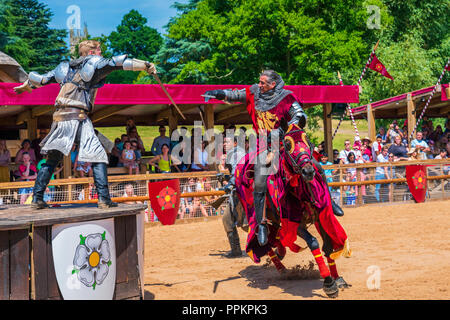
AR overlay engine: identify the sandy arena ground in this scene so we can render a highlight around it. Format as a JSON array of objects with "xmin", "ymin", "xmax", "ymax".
[{"xmin": 143, "ymin": 200, "xmax": 450, "ymax": 300}]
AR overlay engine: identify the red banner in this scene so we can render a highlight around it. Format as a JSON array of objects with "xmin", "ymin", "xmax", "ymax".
[
  {"xmin": 148, "ymin": 179, "xmax": 180, "ymax": 225},
  {"xmin": 405, "ymin": 165, "xmax": 427, "ymax": 203},
  {"xmin": 369, "ymin": 54, "xmax": 394, "ymax": 80}
]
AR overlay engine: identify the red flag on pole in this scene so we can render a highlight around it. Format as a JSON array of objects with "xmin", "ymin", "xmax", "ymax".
[
  {"xmin": 369, "ymin": 53, "xmax": 394, "ymax": 80},
  {"xmin": 148, "ymin": 179, "xmax": 180, "ymax": 225},
  {"xmin": 445, "ymin": 65, "xmax": 450, "ymax": 71}
]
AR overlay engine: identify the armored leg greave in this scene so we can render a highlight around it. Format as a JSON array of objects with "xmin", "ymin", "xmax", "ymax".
[
  {"xmin": 92, "ymin": 162, "xmax": 116, "ymax": 207},
  {"xmin": 32, "ymin": 150, "xmax": 63, "ymax": 209}
]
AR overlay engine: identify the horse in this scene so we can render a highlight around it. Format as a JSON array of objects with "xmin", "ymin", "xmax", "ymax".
[
  {"xmin": 234, "ymin": 121, "xmax": 351, "ymax": 298},
  {"xmin": 276, "ymin": 121, "xmax": 352, "ymax": 297}
]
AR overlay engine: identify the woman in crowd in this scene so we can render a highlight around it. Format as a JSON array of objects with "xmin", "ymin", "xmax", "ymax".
[
  {"xmin": 148, "ymin": 143, "xmax": 173, "ymax": 173},
  {"xmin": 0, "ymin": 140, "xmax": 11, "ymax": 182},
  {"xmin": 15, "ymin": 139, "xmax": 37, "ymax": 165},
  {"xmin": 18, "ymin": 153, "xmax": 37, "ymax": 204},
  {"xmin": 388, "ymin": 135, "xmax": 409, "ymax": 161}
]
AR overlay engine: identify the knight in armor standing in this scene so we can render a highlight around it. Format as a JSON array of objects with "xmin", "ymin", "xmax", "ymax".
[
  {"xmin": 221, "ymin": 135, "xmax": 248, "ymax": 258},
  {"xmin": 13, "ymin": 40, "xmax": 156, "ymax": 209},
  {"xmin": 204, "ymin": 70, "xmax": 343, "ymax": 246}
]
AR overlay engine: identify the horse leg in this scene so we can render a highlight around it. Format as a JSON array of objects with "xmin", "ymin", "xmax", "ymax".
[
  {"xmin": 297, "ymin": 226, "xmax": 338, "ymax": 298},
  {"xmin": 326, "ymin": 256, "xmax": 351, "ymax": 289},
  {"xmin": 316, "ymin": 223, "xmax": 352, "ymax": 290},
  {"xmin": 267, "ymin": 248, "xmax": 286, "ymax": 273}
]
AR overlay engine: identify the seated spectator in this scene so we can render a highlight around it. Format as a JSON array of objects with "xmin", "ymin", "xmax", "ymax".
[
  {"xmin": 407, "ymin": 147, "xmax": 420, "ymax": 161},
  {"xmin": 430, "ymin": 125, "xmax": 444, "ymax": 143},
  {"xmin": 190, "ymin": 141, "xmax": 209, "ymax": 171},
  {"xmin": 73, "ymin": 154, "xmax": 93, "ymax": 178},
  {"xmin": 151, "ymin": 125, "xmax": 170, "ymax": 156},
  {"xmin": 332, "ymin": 149, "xmax": 340, "ymax": 164},
  {"xmin": 15, "ymin": 139, "xmax": 37, "ymax": 165},
  {"xmin": 179, "ymin": 177, "xmax": 195, "ymax": 219},
  {"xmin": 434, "ymin": 148, "xmax": 448, "ymax": 160},
  {"xmin": 319, "ymin": 153, "xmax": 334, "ymax": 190},
  {"xmin": 128, "ymin": 126, "xmax": 145, "ymax": 152},
  {"xmin": 444, "ymin": 119, "xmax": 450, "ymax": 135},
  {"xmin": 375, "ymin": 146, "xmax": 390, "ymax": 203},
  {"xmin": 427, "ymin": 140, "xmax": 439, "ymax": 159},
  {"xmin": 18, "ymin": 153, "xmax": 37, "ymax": 204},
  {"xmin": 361, "ymin": 137, "xmax": 373, "ymax": 161},
  {"xmin": 372, "ymin": 134, "xmax": 384, "ymax": 161},
  {"xmin": 388, "ymin": 135, "xmax": 409, "ymax": 161},
  {"xmin": 0, "ymin": 139, "xmax": 11, "ymax": 182},
  {"xmin": 148, "ymin": 144, "xmax": 173, "ymax": 173},
  {"xmin": 360, "ymin": 145, "xmax": 371, "ymax": 163},
  {"xmin": 78, "ymin": 183, "xmax": 98, "ymax": 201},
  {"xmin": 171, "ymin": 138, "xmax": 190, "ymax": 172},
  {"xmin": 109, "ymin": 137, "xmax": 122, "ymax": 167},
  {"xmin": 125, "ymin": 116, "xmax": 136, "ymax": 134},
  {"xmin": 338, "ymin": 140, "xmax": 353, "ymax": 164},
  {"xmin": 387, "ymin": 122, "xmax": 404, "ymax": 144},
  {"xmin": 121, "ymin": 141, "xmax": 139, "ymax": 175},
  {"xmin": 122, "ymin": 183, "xmax": 143, "ymax": 204},
  {"xmin": 378, "ymin": 127, "xmax": 387, "ymax": 144},
  {"xmin": 131, "ymin": 141, "xmax": 142, "ymax": 168},
  {"xmin": 410, "ymin": 131, "xmax": 430, "ymax": 160}
]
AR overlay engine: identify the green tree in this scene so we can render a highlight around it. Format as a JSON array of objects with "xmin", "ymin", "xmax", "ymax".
[
  {"xmin": 105, "ymin": 9, "xmax": 163, "ymax": 84},
  {"xmin": 0, "ymin": 1, "xmax": 34, "ymax": 67},
  {"xmin": 2, "ymin": 0, "xmax": 68, "ymax": 73}
]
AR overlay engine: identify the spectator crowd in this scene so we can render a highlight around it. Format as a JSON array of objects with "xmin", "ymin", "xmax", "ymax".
[{"xmin": 0, "ymin": 116, "xmax": 448, "ymax": 208}]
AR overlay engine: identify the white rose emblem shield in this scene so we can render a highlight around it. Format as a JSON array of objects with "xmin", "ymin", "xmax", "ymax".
[{"xmin": 52, "ymin": 219, "xmax": 116, "ymax": 300}]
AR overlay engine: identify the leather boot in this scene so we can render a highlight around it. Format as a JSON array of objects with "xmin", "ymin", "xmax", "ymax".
[
  {"xmin": 225, "ymin": 229, "xmax": 242, "ymax": 258},
  {"xmin": 253, "ymin": 191, "xmax": 268, "ymax": 246},
  {"xmin": 92, "ymin": 162, "xmax": 118, "ymax": 209},
  {"xmin": 31, "ymin": 164, "xmax": 54, "ymax": 209},
  {"xmin": 331, "ymin": 199, "xmax": 344, "ymax": 217}
]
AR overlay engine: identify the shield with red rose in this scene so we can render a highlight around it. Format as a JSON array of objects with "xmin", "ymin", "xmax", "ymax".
[
  {"xmin": 148, "ymin": 179, "xmax": 180, "ymax": 225},
  {"xmin": 405, "ymin": 165, "xmax": 427, "ymax": 203}
]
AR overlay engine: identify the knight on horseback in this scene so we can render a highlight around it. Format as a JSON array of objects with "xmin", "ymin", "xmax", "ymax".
[
  {"xmin": 204, "ymin": 70, "xmax": 308, "ymax": 246},
  {"xmin": 204, "ymin": 70, "xmax": 343, "ymax": 246}
]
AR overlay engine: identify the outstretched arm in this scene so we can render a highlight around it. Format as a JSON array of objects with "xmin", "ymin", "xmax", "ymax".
[
  {"xmin": 203, "ymin": 89, "xmax": 247, "ymax": 104},
  {"xmin": 14, "ymin": 61, "xmax": 69, "ymax": 94}
]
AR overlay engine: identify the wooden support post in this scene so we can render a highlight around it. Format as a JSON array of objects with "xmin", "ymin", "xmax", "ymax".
[
  {"xmin": 168, "ymin": 108, "xmax": 179, "ymax": 137},
  {"xmin": 26, "ymin": 118, "xmax": 38, "ymax": 141},
  {"xmin": 367, "ymin": 103, "xmax": 376, "ymax": 142},
  {"xmin": 407, "ymin": 94, "xmax": 416, "ymax": 146},
  {"xmin": 204, "ymin": 104, "xmax": 215, "ymax": 170},
  {"xmin": 62, "ymin": 155, "xmax": 72, "ymax": 179},
  {"xmin": 323, "ymin": 103, "xmax": 333, "ymax": 159}
]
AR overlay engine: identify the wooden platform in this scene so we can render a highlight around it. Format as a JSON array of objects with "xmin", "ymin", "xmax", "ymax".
[{"xmin": 0, "ymin": 203, "xmax": 146, "ymax": 300}]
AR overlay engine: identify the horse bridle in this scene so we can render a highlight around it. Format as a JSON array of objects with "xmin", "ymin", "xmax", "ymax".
[{"xmin": 283, "ymin": 129, "xmax": 314, "ymax": 174}]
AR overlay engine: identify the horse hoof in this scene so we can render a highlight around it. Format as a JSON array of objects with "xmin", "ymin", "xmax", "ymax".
[
  {"xmin": 323, "ymin": 277, "xmax": 339, "ymax": 298},
  {"xmin": 257, "ymin": 224, "xmax": 268, "ymax": 246},
  {"xmin": 335, "ymin": 277, "xmax": 351, "ymax": 289},
  {"xmin": 275, "ymin": 246, "xmax": 286, "ymax": 261}
]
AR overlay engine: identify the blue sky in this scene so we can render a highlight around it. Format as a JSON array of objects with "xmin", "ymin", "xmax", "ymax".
[{"xmin": 41, "ymin": 0, "xmax": 189, "ymax": 39}]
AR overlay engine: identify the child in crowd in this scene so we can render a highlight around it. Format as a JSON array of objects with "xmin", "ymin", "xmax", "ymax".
[{"xmin": 122, "ymin": 141, "xmax": 139, "ymax": 175}]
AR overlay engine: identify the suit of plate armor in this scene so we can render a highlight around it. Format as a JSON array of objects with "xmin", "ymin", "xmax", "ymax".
[{"xmin": 16, "ymin": 55, "xmax": 155, "ymax": 209}]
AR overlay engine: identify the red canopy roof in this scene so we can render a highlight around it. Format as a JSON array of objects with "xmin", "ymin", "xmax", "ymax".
[{"xmin": 0, "ymin": 83, "xmax": 359, "ymax": 106}]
